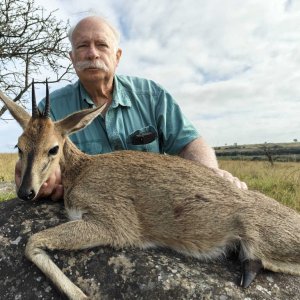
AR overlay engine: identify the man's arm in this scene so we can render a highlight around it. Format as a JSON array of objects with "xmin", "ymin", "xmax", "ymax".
[
  {"xmin": 179, "ymin": 137, "xmax": 218, "ymax": 168},
  {"xmin": 179, "ymin": 137, "xmax": 248, "ymax": 190}
]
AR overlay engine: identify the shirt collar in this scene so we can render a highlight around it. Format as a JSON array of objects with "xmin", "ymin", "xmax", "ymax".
[
  {"xmin": 78, "ymin": 81, "xmax": 94, "ymax": 107},
  {"xmin": 111, "ymin": 75, "xmax": 132, "ymax": 108},
  {"xmin": 78, "ymin": 75, "xmax": 132, "ymax": 108}
]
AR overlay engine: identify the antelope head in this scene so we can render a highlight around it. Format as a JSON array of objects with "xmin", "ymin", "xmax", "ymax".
[{"xmin": 0, "ymin": 81, "xmax": 106, "ymax": 201}]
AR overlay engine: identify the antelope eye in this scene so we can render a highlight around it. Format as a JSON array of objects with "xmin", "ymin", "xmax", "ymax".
[{"xmin": 48, "ymin": 145, "xmax": 59, "ymax": 156}]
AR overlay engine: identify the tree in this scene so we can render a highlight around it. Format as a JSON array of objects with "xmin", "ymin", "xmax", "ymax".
[
  {"xmin": 0, "ymin": 0, "xmax": 73, "ymax": 118},
  {"xmin": 260, "ymin": 142, "xmax": 282, "ymax": 166}
]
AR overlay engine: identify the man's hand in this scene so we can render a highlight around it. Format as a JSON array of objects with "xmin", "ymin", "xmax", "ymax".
[
  {"xmin": 211, "ymin": 168, "xmax": 248, "ymax": 190},
  {"xmin": 15, "ymin": 160, "xmax": 64, "ymax": 201}
]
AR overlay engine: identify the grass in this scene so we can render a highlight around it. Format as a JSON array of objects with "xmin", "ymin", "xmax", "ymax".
[
  {"xmin": 219, "ymin": 160, "xmax": 300, "ymax": 212},
  {"xmin": 0, "ymin": 154, "xmax": 299, "ymax": 212},
  {"xmin": 0, "ymin": 191, "xmax": 16, "ymax": 202},
  {"xmin": 0, "ymin": 153, "xmax": 18, "ymax": 201},
  {"xmin": 0, "ymin": 153, "xmax": 18, "ymax": 182}
]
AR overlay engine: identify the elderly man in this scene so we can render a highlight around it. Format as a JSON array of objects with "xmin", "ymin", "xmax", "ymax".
[{"xmin": 15, "ymin": 16, "xmax": 247, "ymax": 200}]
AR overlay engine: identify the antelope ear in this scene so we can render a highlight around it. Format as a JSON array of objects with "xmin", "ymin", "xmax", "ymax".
[
  {"xmin": 55, "ymin": 103, "xmax": 107, "ymax": 136},
  {"xmin": 0, "ymin": 91, "xmax": 31, "ymax": 129}
]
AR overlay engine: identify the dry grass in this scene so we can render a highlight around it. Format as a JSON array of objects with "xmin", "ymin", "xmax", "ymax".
[
  {"xmin": 0, "ymin": 153, "xmax": 18, "ymax": 182},
  {"xmin": 220, "ymin": 160, "xmax": 300, "ymax": 212},
  {"xmin": 0, "ymin": 153, "xmax": 18, "ymax": 201}
]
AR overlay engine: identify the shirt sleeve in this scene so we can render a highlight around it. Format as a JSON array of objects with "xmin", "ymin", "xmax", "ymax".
[{"xmin": 155, "ymin": 88, "xmax": 200, "ymax": 155}]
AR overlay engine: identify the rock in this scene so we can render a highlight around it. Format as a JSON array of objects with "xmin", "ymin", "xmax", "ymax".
[
  {"xmin": 0, "ymin": 198, "xmax": 300, "ymax": 300},
  {"xmin": 0, "ymin": 181, "xmax": 15, "ymax": 194}
]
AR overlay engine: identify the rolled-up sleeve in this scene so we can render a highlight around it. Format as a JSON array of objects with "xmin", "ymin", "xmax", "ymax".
[{"xmin": 155, "ymin": 88, "xmax": 200, "ymax": 155}]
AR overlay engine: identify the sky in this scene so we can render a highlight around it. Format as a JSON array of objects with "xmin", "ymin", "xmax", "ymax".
[{"xmin": 1, "ymin": 0, "xmax": 300, "ymax": 152}]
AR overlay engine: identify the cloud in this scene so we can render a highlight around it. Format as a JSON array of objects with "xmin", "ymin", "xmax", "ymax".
[
  {"xmin": 0, "ymin": 118, "xmax": 22, "ymax": 152},
  {"xmin": 1, "ymin": 0, "xmax": 299, "ymax": 152}
]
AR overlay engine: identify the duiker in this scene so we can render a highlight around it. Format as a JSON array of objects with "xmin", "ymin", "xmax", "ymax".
[{"xmin": 1, "ymin": 83, "xmax": 300, "ymax": 300}]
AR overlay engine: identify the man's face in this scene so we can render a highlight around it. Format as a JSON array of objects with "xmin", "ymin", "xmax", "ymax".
[{"xmin": 69, "ymin": 19, "xmax": 122, "ymax": 83}]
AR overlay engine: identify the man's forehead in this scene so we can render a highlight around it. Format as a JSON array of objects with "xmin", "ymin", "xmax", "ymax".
[
  {"xmin": 73, "ymin": 21, "xmax": 114, "ymax": 41},
  {"xmin": 74, "ymin": 31, "xmax": 110, "ymax": 42}
]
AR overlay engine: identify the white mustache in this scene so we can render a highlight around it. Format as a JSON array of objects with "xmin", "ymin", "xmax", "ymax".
[{"xmin": 75, "ymin": 60, "xmax": 109, "ymax": 72}]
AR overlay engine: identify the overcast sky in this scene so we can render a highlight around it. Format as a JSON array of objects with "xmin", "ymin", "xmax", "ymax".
[{"xmin": 1, "ymin": 0, "xmax": 300, "ymax": 152}]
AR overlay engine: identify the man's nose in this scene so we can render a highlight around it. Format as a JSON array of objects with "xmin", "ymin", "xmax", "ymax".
[{"xmin": 86, "ymin": 45, "xmax": 99, "ymax": 59}]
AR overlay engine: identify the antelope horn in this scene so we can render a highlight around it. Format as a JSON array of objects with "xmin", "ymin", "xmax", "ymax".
[
  {"xmin": 31, "ymin": 79, "xmax": 39, "ymax": 118},
  {"xmin": 43, "ymin": 79, "xmax": 50, "ymax": 118}
]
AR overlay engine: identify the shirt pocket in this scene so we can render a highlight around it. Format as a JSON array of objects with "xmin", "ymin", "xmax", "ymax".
[{"xmin": 127, "ymin": 125, "xmax": 160, "ymax": 153}]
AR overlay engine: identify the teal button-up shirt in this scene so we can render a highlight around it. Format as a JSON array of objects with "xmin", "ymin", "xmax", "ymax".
[{"xmin": 38, "ymin": 75, "xmax": 200, "ymax": 155}]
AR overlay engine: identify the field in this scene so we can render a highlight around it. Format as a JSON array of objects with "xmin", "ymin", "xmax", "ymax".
[
  {"xmin": 0, "ymin": 153, "xmax": 299, "ymax": 213},
  {"xmin": 215, "ymin": 142, "xmax": 300, "ymax": 162},
  {"xmin": 0, "ymin": 153, "xmax": 18, "ymax": 201},
  {"xmin": 219, "ymin": 160, "xmax": 300, "ymax": 212}
]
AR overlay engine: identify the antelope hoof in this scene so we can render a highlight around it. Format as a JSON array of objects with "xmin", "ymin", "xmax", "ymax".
[{"xmin": 240, "ymin": 259, "xmax": 262, "ymax": 288}]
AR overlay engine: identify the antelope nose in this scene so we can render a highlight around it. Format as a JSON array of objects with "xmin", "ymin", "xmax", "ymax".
[{"xmin": 18, "ymin": 189, "xmax": 36, "ymax": 201}]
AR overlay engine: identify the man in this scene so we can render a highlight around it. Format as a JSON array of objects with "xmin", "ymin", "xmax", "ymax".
[{"xmin": 15, "ymin": 16, "xmax": 247, "ymax": 200}]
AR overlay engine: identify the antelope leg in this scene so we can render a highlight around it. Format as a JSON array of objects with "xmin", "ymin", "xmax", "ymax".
[{"xmin": 240, "ymin": 259, "xmax": 263, "ymax": 288}]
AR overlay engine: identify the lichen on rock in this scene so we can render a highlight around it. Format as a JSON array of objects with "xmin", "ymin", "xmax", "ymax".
[{"xmin": 1, "ymin": 198, "xmax": 300, "ymax": 300}]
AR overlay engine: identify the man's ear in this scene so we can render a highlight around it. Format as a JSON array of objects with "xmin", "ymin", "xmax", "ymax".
[
  {"xmin": 0, "ymin": 91, "xmax": 30, "ymax": 129},
  {"xmin": 116, "ymin": 48, "xmax": 122, "ymax": 66},
  {"xmin": 55, "ymin": 104, "xmax": 107, "ymax": 136}
]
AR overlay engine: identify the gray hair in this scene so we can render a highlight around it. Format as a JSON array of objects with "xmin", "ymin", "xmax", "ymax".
[{"xmin": 68, "ymin": 16, "xmax": 120, "ymax": 52}]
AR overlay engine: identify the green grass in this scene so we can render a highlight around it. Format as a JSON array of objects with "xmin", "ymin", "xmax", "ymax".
[
  {"xmin": 0, "ymin": 192, "xmax": 16, "ymax": 202},
  {"xmin": 219, "ymin": 160, "xmax": 300, "ymax": 212}
]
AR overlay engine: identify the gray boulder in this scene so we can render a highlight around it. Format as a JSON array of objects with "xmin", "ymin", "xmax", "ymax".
[{"xmin": 0, "ymin": 198, "xmax": 300, "ymax": 300}]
